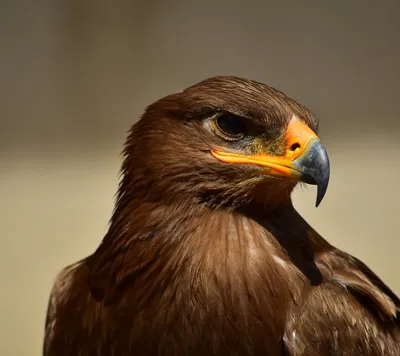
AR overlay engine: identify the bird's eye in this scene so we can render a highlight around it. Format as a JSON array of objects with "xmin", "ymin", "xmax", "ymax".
[{"xmin": 213, "ymin": 114, "xmax": 246, "ymax": 140}]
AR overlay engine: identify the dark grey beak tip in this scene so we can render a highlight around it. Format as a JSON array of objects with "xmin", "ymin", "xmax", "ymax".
[
  {"xmin": 294, "ymin": 139, "xmax": 330, "ymax": 208},
  {"xmin": 315, "ymin": 169, "xmax": 330, "ymax": 207}
]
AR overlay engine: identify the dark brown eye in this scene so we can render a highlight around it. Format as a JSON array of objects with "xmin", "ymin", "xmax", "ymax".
[{"xmin": 213, "ymin": 114, "xmax": 246, "ymax": 140}]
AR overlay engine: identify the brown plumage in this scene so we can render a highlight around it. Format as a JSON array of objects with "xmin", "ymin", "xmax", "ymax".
[{"xmin": 43, "ymin": 76, "xmax": 400, "ymax": 355}]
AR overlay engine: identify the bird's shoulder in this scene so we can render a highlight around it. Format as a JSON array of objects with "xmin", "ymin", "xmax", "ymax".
[
  {"xmin": 283, "ymin": 248, "xmax": 400, "ymax": 355},
  {"xmin": 43, "ymin": 260, "xmax": 85, "ymax": 355},
  {"xmin": 317, "ymin": 248, "xmax": 400, "ymax": 319}
]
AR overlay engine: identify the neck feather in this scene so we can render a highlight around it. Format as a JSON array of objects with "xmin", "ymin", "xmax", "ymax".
[{"xmin": 86, "ymin": 192, "xmax": 330, "ymax": 305}]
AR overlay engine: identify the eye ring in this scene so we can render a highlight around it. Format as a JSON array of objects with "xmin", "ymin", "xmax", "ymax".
[{"xmin": 212, "ymin": 113, "xmax": 246, "ymax": 141}]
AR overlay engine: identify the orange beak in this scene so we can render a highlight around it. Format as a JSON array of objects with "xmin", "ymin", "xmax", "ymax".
[{"xmin": 211, "ymin": 118, "xmax": 330, "ymax": 207}]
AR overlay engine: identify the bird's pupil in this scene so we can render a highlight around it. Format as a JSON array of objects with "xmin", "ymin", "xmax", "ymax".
[{"xmin": 216, "ymin": 115, "xmax": 245, "ymax": 137}]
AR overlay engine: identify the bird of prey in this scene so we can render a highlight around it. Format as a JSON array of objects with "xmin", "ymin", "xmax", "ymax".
[{"xmin": 43, "ymin": 76, "xmax": 400, "ymax": 355}]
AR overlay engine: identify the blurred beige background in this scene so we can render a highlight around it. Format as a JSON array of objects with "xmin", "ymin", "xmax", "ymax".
[{"xmin": 1, "ymin": 1, "xmax": 399, "ymax": 355}]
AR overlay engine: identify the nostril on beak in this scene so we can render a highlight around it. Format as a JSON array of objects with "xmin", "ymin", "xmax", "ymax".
[{"xmin": 290, "ymin": 142, "xmax": 301, "ymax": 152}]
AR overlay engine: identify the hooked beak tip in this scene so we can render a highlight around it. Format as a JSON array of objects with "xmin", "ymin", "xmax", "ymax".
[{"xmin": 293, "ymin": 139, "xmax": 330, "ymax": 207}]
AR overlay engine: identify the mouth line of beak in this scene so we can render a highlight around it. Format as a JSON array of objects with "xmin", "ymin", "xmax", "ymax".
[{"xmin": 210, "ymin": 149, "xmax": 314, "ymax": 181}]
